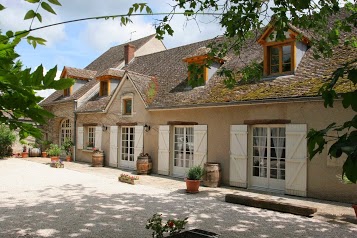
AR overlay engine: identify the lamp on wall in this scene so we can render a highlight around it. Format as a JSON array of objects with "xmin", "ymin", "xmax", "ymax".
[
  {"xmin": 144, "ymin": 124, "xmax": 151, "ymax": 132},
  {"xmin": 102, "ymin": 125, "xmax": 108, "ymax": 131}
]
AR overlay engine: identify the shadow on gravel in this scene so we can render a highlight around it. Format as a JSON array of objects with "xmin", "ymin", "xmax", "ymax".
[{"xmin": 1, "ymin": 183, "xmax": 356, "ymax": 238}]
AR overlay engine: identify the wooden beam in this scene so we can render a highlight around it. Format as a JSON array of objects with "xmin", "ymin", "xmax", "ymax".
[
  {"xmin": 244, "ymin": 119, "xmax": 291, "ymax": 125},
  {"xmin": 116, "ymin": 122, "xmax": 138, "ymax": 126},
  {"xmin": 167, "ymin": 121, "xmax": 198, "ymax": 125}
]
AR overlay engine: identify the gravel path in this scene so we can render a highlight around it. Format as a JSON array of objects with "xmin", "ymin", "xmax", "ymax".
[{"xmin": 0, "ymin": 158, "xmax": 356, "ymax": 237}]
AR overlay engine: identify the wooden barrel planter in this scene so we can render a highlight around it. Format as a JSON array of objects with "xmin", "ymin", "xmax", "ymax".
[
  {"xmin": 136, "ymin": 155, "xmax": 152, "ymax": 175},
  {"xmin": 92, "ymin": 152, "xmax": 104, "ymax": 167},
  {"xmin": 29, "ymin": 148, "xmax": 41, "ymax": 157},
  {"xmin": 203, "ymin": 163, "xmax": 222, "ymax": 188}
]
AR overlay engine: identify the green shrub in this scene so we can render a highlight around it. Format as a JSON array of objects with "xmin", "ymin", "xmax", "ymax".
[
  {"xmin": 187, "ymin": 166, "xmax": 204, "ymax": 180},
  {"xmin": 47, "ymin": 144, "xmax": 61, "ymax": 156},
  {"xmin": 0, "ymin": 125, "xmax": 16, "ymax": 158}
]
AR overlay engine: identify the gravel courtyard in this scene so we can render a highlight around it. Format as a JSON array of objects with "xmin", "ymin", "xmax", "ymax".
[{"xmin": 0, "ymin": 158, "xmax": 356, "ymax": 238}]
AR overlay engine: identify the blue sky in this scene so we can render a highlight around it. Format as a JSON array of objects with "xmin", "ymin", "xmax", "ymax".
[{"xmin": 0, "ymin": 0, "xmax": 224, "ymax": 98}]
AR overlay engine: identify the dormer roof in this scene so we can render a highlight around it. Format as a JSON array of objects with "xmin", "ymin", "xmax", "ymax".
[
  {"xmin": 96, "ymin": 68, "xmax": 125, "ymax": 80},
  {"xmin": 60, "ymin": 66, "xmax": 97, "ymax": 80},
  {"xmin": 182, "ymin": 46, "xmax": 226, "ymax": 63},
  {"xmin": 257, "ymin": 23, "xmax": 310, "ymax": 45}
]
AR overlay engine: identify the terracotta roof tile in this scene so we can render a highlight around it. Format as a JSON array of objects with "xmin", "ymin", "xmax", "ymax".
[{"xmin": 85, "ymin": 34, "xmax": 156, "ymax": 73}]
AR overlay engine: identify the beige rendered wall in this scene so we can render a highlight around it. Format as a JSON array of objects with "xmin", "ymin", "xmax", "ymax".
[
  {"xmin": 135, "ymin": 37, "xmax": 166, "ymax": 57},
  {"xmin": 75, "ymin": 79, "xmax": 151, "ymax": 164},
  {"xmin": 147, "ymin": 100, "xmax": 357, "ymax": 203}
]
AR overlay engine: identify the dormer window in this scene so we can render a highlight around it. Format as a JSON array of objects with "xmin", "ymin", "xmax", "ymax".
[
  {"xmin": 183, "ymin": 47, "xmax": 225, "ymax": 88},
  {"xmin": 100, "ymin": 80, "xmax": 109, "ymax": 96},
  {"xmin": 269, "ymin": 43, "xmax": 292, "ymax": 75},
  {"xmin": 63, "ymin": 87, "xmax": 72, "ymax": 97},
  {"xmin": 258, "ymin": 26, "xmax": 309, "ymax": 77}
]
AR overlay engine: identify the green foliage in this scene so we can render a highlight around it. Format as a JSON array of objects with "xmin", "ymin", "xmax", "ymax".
[
  {"xmin": 0, "ymin": 125, "xmax": 16, "ymax": 158},
  {"xmin": 187, "ymin": 165, "xmax": 204, "ymax": 180},
  {"xmin": 0, "ymin": 0, "xmax": 74, "ymax": 139},
  {"xmin": 62, "ymin": 137, "xmax": 74, "ymax": 156},
  {"xmin": 146, "ymin": 213, "xmax": 188, "ymax": 238},
  {"xmin": 187, "ymin": 63, "xmax": 205, "ymax": 88},
  {"xmin": 47, "ymin": 143, "xmax": 61, "ymax": 156},
  {"xmin": 238, "ymin": 61, "xmax": 263, "ymax": 85}
]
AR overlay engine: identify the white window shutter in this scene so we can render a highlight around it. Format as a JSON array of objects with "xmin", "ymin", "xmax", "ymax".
[
  {"xmin": 193, "ymin": 125, "xmax": 208, "ymax": 166},
  {"xmin": 230, "ymin": 125, "xmax": 248, "ymax": 188},
  {"xmin": 77, "ymin": 127, "xmax": 83, "ymax": 149},
  {"xmin": 285, "ymin": 124, "xmax": 307, "ymax": 197},
  {"xmin": 158, "ymin": 125, "xmax": 170, "ymax": 175},
  {"xmin": 109, "ymin": 126, "xmax": 118, "ymax": 167},
  {"xmin": 134, "ymin": 126, "xmax": 144, "ymax": 165},
  {"xmin": 95, "ymin": 126, "xmax": 102, "ymax": 150}
]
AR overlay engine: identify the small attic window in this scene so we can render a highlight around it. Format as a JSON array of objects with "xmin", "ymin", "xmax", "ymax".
[
  {"xmin": 63, "ymin": 87, "xmax": 72, "ymax": 97},
  {"xmin": 183, "ymin": 48, "xmax": 224, "ymax": 88},
  {"xmin": 99, "ymin": 80, "xmax": 109, "ymax": 96},
  {"xmin": 258, "ymin": 27, "xmax": 309, "ymax": 77}
]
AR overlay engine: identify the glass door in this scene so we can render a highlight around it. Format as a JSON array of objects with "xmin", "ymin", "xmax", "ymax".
[{"xmin": 172, "ymin": 126, "xmax": 194, "ymax": 177}]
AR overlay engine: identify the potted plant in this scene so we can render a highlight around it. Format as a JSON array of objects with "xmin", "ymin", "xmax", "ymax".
[
  {"xmin": 62, "ymin": 138, "xmax": 74, "ymax": 161},
  {"xmin": 20, "ymin": 140, "xmax": 28, "ymax": 158},
  {"xmin": 40, "ymin": 140, "xmax": 51, "ymax": 157},
  {"xmin": 47, "ymin": 143, "xmax": 61, "ymax": 162},
  {"xmin": 185, "ymin": 165, "xmax": 204, "ymax": 193}
]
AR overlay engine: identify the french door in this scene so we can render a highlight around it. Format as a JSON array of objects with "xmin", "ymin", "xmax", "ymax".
[
  {"xmin": 120, "ymin": 127, "xmax": 135, "ymax": 169},
  {"xmin": 250, "ymin": 126, "xmax": 286, "ymax": 191},
  {"xmin": 172, "ymin": 126, "xmax": 194, "ymax": 177}
]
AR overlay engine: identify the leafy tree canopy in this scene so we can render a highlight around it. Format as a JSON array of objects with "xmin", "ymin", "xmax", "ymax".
[{"xmin": 0, "ymin": 0, "xmax": 74, "ymax": 139}]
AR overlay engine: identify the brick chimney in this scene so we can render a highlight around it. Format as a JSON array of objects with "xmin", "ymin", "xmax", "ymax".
[{"xmin": 124, "ymin": 44, "xmax": 136, "ymax": 65}]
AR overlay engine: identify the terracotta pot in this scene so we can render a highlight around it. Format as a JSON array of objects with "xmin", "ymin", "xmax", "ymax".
[
  {"xmin": 65, "ymin": 155, "xmax": 72, "ymax": 162},
  {"xmin": 50, "ymin": 156, "xmax": 60, "ymax": 162},
  {"xmin": 352, "ymin": 204, "xmax": 357, "ymax": 218},
  {"xmin": 42, "ymin": 152, "xmax": 47, "ymax": 158},
  {"xmin": 185, "ymin": 179, "xmax": 201, "ymax": 193},
  {"xmin": 21, "ymin": 152, "xmax": 28, "ymax": 158}
]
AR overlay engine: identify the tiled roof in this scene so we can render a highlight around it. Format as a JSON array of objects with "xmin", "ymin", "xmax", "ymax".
[
  {"xmin": 124, "ymin": 29, "xmax": 356, "ymax": 108},
  {"xmin": 41, "ymin": 35, "xmax": 156, "ymax": 107},
  {"xmin": 65, "ymin": 67, "xmax": 97, "ymax": 80},
  {"xmin": 40, "ymin": 79, "xmax": 99, "ymax": 106},
  {"xmin": 85, "ymin": 34, "xmax": 156, "ymax": 73},
  {"xmin": 75, "ymin": 92, "xmax": 111, "ymax": 113},
  {"xmin": 96, "ymin": 68, "xmax": 125, "ymax": 79},
  {"xmin": 127, "ymin": 71, "xmax": 154, "ymax": 106}
]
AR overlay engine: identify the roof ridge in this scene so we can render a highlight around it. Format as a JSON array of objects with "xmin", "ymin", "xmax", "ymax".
[
  {"xmin": 126, "ymin": 70, "xmax": 152, "ymax": 79},
  {"xmin": 133, "ymin": 36, "xmax": 222, "ymax": 60}
]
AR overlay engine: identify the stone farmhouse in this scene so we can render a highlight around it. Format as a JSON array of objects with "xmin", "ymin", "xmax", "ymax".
[{"xmin": 40, "ymin": 19, "xmax": 357, "ymax": 203}]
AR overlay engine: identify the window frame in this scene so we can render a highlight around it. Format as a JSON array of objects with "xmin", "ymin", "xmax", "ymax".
[
  {"xmin": 121, "ymin": 94, "xmax": 134, "ymax": 117},
  {"xmin": 60, "ymin": 119, "xmax": 72, "ymax": 146},
  {"xmin": 121, "ymin": 126, "xmax": 135, "ymax": 162},
  {"xmin": 123, "ymin": 98, "xmax": 133, "ymax": 115},
  {"xmin": 99, "ymin": 80, "xmax": 110, "ymax": 97},
  {"xmin": 63, "ymin": 86, "xmax": 72, "ymax": 97},
  {"xmin": 87, "ymin": 126, "xmax": 95, "ymax": 149},
  {"xmin": 173, "ymin": 126, "xmax": 194, "ymax": 169},
  {"xmin": 268, "ymin": 42, "xmax": 293, "ymax": 75}
]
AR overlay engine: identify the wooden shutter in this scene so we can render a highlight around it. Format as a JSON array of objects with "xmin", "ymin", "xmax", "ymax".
[
  {"xmin": 193, "ymin": 125, "xmax": 207, "ymax": 166},
  {"xmin": 285, "ymin": 124, "xmax": 307, "ymax": 197},
  {"xmin": 230, "ymin": 125, "xmax": 248, "ymax": 188},
  {"xmin": 109, "ymin": 126, "xmax": 118, "ymax": 167},
  {"xmin": 77, "ymin": 127, "xmax": 83, "ymax": 149},
  {"xmin": 95, "ymin": 126, "xmax": 102, "ymax": 150},
  {"xmin": 134, "ymin": 126, "xmax": 144, "ymax": 165},
  {"xmin": 158, "ymin": 125, "xmax": 170, "ymax": 175}
]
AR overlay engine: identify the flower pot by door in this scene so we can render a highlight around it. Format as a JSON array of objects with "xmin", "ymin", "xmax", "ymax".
[
  {"xmin": 50, "ymin": 156, "xmax": 59, "ymax": 162},
  {"xmin": 65, "ymin": 155, "xmax": 72, "ymax": 162},
  {"xmin": 92, "ymin": 152, "xmax": 104, "ymax": 167},
  {"xmin": 22, "ymin": 152, "xmax": 28, "ymax": 158},
  {"xmin": 185, "ymin": 179, "xmax": 200, "ymax": 193},
  {"xmin": 41, "ymin": 152, "xmax": 47, "ymax": 158}
]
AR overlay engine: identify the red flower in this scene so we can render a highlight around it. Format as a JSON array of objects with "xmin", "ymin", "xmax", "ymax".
[{"xmin": 168, "ymin": 221, "xmax": 174, "ymax": 228}]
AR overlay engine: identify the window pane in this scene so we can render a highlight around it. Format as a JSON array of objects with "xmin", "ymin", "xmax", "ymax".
[
  {"xmin": 124, "ymin": 99, "xmax": 132, "ymax": 115},
  {"xmin": 271, "ymin": 47, "xmax": 279, "ymax": 55},
  {"xmin": 283, "ymin": 63, "xmax": 291, "ymax": 72},
  {"xmin": 271, "ymin": 65, "xmax": 279, "ymax": 73}
]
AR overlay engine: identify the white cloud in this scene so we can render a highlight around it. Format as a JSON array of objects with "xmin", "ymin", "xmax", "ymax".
[{"xmin": 0, "ymin": 0, "xmax": 66, "ymax": 47}]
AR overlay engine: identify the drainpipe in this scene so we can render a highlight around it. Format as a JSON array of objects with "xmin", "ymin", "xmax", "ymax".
[{"xmin": 73, "ymin": 100, "xmax": 78, "ymax": 161}]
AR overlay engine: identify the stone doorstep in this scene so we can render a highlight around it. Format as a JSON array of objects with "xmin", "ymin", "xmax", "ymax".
[{"xmin": 225, "ymin": 194, "xmax": 317, "ymax": 217}]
